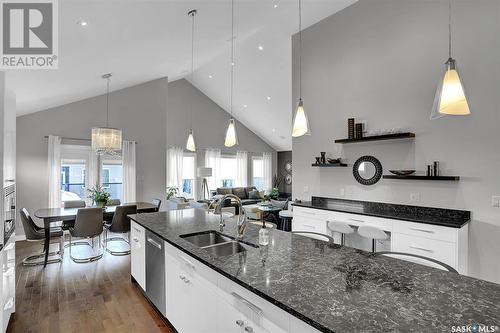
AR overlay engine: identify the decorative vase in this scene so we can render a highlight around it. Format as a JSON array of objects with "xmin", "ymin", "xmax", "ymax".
[
  {"xmin": 320, "ymin": 152, "xmax": 326, "ymax": 164},
  {"xmin": 96, "ymin": 200, "xmax": 107, "ymax": 208}
]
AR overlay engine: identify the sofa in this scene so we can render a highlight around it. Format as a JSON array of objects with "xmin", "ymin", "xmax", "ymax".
[{"xmin": 215, "ymin": 186, "xmax": 261, "ymax": 206}]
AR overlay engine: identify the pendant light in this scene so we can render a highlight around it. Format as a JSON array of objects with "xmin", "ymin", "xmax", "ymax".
[
  {"xmin": 292, "ymin": 0, "xmax": 310, "ymax": 137},
  {"xmin": 186, "ymin": 9, "xmax": 197, "ymax": 152},
  {"xmin": 430, "ymin": 0, "xmax": 470, "ymax": 119},
  {"xmin": 91, "ymin": 74, "xmax": 122, "ymax": 155},
  {"xmin": 224, "ymin": 0, "xmax": 238, "ymax": 147}
]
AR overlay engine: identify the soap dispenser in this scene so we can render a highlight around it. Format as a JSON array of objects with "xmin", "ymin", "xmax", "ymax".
[{"xmin": 258, "ymin": 221, "xmax": 270, "ymax": 246}]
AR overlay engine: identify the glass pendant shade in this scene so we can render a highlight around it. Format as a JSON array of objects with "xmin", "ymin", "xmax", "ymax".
[
  {"xmin": 292, "ymin": 99, "xmax": 310, "ymax": 137},
  {"xmin": 431, "ymin": 58, "xmax": 470, "ymax": 119},
  {"xmin": 91, "ymin": 127, "xmax": 122, "ymax": 155},
  {"xmin": 186, "ymin": 129, "xmax": 196, "ymax": 152},
  {"xmin": 224, "ymin": 118, "xmax": 238, "ymax": 147}
]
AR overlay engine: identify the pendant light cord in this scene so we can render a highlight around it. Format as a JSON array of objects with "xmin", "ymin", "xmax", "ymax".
[
  {"xmin": 190, "ymin": 10, "xmax": 196, "ymax": 129},
  {"xmin": 106, "ymin": 76, "xmax": 110, "ymax": 127},
  {"xmin": 230, "ymin": 0, "xmax": 234, "ymax": 118},
  {"xmin": 298, "ymin": 0, "xmax": 302, "ymax": 99},
  {"xmin": 448, "ymin": 0, "xmax": 452, "ymax": 58}
]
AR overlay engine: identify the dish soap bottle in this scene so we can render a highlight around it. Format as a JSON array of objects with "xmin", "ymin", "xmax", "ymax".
[{"xmin": 259, "ymin": 222, "xmax": 269, "ymax": 246}]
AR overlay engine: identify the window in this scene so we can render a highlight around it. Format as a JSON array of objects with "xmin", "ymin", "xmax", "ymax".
[
  {"xmin": 101, "ymin": 159, "xmax": 123, "ymax": 201},
  {"xmin": 220, "ymin": 155, "xmax": 237, "ymax": 188},
  {"xmin": 61, "ymin": 160, "xmax": 86, "ymax": 200},
  {"xmin": 181, "ymin": 153, "xmax": 196, "ymax": 198},
  {"xmin": 252, "ymin": 157, "xmax": 264, "ymax": 191}
]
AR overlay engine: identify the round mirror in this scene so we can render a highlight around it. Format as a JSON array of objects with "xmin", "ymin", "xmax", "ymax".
[
  {"xmin": 353, "ymin": 156, "xmax": 382, "ymax": 186},
  {"xmin": 285, "ymin": 174, "xmax": 292, "ymax": 185},
  {"xmin": 284, "ymin": 161, "xmax": 292, "ymax": 173}
]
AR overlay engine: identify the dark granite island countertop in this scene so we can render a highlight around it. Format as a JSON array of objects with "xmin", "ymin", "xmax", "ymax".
[
  {"xmin": 129, "ymin": 209, "xmax": 499, "ymax": 333},
  {"xmin": 292, "ymin": 196, "xmax": 471, "ymax": 228}
]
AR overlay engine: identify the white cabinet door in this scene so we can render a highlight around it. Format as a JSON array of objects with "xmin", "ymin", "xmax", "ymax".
[
  {"xmin": 165, "ymin": 250, "xmax": 189, "ymax": 331},
  {"xmin": 130, "ymin": 222, "xmax": 146, "ymax": 290},
  {"xmin": 216, "ymin": 296, "xmax": 270, "ymax": 333}
]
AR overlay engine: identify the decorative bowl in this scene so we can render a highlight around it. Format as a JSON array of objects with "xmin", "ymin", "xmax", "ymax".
[
  {"xmin": 389, "ymin": 170, "xmax": 415, "ymax": 176},
  {"xmin": 327, "ymin": 158, "xmax": 341, "ymax": 164}
]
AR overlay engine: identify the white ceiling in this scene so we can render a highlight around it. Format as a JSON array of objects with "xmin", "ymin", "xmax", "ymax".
[{"xmin": 9, "ymin": 0, "xmax": 357, "ymax": 151}]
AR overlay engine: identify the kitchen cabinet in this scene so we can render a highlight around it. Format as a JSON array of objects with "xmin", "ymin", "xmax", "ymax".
[
  {"xmin": 1, "ymin": 239, "xmax": 14, "ymax": 333},
  {"xmin": 130, "ymin": 222, "xmax": 146, "ymax": 290}
]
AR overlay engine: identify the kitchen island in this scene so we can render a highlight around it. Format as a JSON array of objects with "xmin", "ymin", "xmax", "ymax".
[{"xmin": 129, "ymin": 209, "xmax": 500, "ymax": 333}]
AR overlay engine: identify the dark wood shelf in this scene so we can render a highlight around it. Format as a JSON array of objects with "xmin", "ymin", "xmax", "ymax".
[
  {"xmin": 383, "ymin": 175, "xmax": 460, "ymax": 181},
  {"xmin": 335, "ymin": 132, "xmax": 415, "ymax": 144},
  {"xmin": 312, "ymin": 163, "xmax": 348, "ymax": 167}
]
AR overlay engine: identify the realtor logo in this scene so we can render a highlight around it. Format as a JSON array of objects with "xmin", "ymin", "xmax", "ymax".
[{"xmin": 0, "ymin": 0, "xmax": 58, "ymax": 69}]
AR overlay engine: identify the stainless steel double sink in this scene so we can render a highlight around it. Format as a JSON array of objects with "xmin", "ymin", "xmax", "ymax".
[{"xmin": 179, "ymin": 230, "xmax": 258, "ymax": 257}]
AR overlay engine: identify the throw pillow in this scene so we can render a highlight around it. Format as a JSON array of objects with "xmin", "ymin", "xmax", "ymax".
[{"xmin": 248, "ymin": 190, "xmax": 260, "ymax": 199}]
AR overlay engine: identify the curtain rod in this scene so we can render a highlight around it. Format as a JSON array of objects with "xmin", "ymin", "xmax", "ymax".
[{"xmin": 43, "ymin": 136, "xmax": 137, "ymax": 144}]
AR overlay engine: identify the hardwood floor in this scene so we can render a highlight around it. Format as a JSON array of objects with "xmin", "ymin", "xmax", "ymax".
[{"xmin": 8, "ymin": 240, "xmax": 174, "ymax": 333}]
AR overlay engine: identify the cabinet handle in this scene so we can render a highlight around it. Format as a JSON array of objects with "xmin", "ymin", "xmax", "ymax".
[
  {"xmin": 179, "ymin": 275, "xmax": 185, "ymax": 281},
  {"xmin": 179, "ymin": 256, "xmax": 195, "ymax": 270},
  {"xmin": 132, "ymin": 237, "xmax": 139, "ymax": 243},
  {"xmin": 348, "ymin": 218, "xmax": 365, "ymax": 223},
  {"xmin": 235, "ymin": 320, "xmax": 244, "ymax": 327},
  {"xmin": 231, "ymin": 292, "xmax": 263, "ymax": 316},
  {"xmin": 409, "ymin": 228, "xmax": 435, "ymax": 234},
  {"xmin": 3, "ymin": 297, "xmax": 13, "ymax": 311},
  {"xmin": 409, "ymin": 246, "xmax": 434, "ymax": 253},
  {"xmin": 132, "ymin": 227, "xmax": 142, "ymax": 233},
  {"xmin": 147, "ymin": 238, "xmax": 162, "ymax": 249},
  {"xmin": 303, "ymin": 211, "xmax": 316, "ymax": 215},
  {"xmin": 184, "ymin": 278, "xmax": 190, "ymax": 283},
  {"xmin": 302, "ymin": 224, "xmax": 315, "ymax": 229},
  {"xmin": 244, "ymin": 327, "xmax": 253, "ymax": 333}
]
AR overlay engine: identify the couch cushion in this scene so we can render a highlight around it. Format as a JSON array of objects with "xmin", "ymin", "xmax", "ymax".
[
  {"xmin": 232, "ymin": 187, "xmax": 247, "ymax": 199},
  {"xmin": 217, "ymin": 188, "xmax": 233, "ymax": 195},
  {"xmin": 245, "ymin": 186, "xmax": 257, "ymax": 197},
  {"xmin": 248, "ymin": 189, "xmax": 261, "ymax": 200},
  {"xmin": 241, "ymin": 199, "xmax": 260, "ymax": 205}
]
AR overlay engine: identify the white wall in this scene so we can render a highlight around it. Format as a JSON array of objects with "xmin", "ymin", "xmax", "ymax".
[
  {"xmin": 167, "ymin": 79, "xmax": 277, "ymax": 197},
  {"xmin": 16, "ymin": 78, "xmax": 168, "ymax": 235},
  {"xmin": 292, "ymin": 0, "xmax": 500, "ymax": 283}
]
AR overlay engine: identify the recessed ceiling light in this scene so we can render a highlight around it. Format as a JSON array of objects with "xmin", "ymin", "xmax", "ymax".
[
  {"xmin": 273, "ymin": 4, "xmax": 278, "ymax": 9},
  {"xmin": 208, "ymin": 75, "xmax": 213, "ymax": 79},
  {"xmin": 267, "ymin": 96, "xmax": 271, "ymax": 100},
  {"xmin": 258, "ymin": 45, "xmax": 264, "ymax": 51},
  {"xmin": 243, "ymin": 104, "xmax": 248, "ymax": 108},
  {"xmin": 77, "ymin": 20, "xmax": 88, "ymax": 26},
  {"xmin": 272, "ymin": 128, "xmax": 276, "ymax": 133}
]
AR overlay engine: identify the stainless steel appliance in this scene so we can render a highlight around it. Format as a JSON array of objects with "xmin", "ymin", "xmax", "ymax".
[
  {"xmin": 145, "ymin": 230, "xmax": 166, "ymax": 316},
  {"xmin": 3, "ymin": 183, "xmax": 15, "ymax": 245}
]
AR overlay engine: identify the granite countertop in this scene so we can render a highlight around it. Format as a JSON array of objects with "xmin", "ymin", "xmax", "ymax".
[
  {"xmin": 129, "ymin": 209, "xmax": 499, "ymax": 333},
  {"xmin": 292, "ymin": 197, "xmax": 471, "ymax": 228}
]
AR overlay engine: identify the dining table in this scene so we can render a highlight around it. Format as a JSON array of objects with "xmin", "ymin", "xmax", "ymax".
[{"xmin": 34, "ymin": 202, "xmax": 157, "ymax": 267}]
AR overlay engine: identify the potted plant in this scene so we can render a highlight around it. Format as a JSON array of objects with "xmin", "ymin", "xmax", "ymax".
[
  {"xmin": 166, "ymin": 186, "xmax": 179, "ymax": 200},
  {"xmin": 87, "ymin": 185, "xmax": 111, "ymax": 208}
]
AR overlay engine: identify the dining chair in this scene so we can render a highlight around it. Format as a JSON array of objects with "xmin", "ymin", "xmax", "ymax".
[
  {"xmin": 68, "ymin": 207, "xmax": 104, "ymax": 263},
  {"xmin": 103, "ymin": 205, "xmax": 137, "ymax": 255},
  {"xmin": 61, "ymin": 200, "xmax": 86, "ymax": 230},
  {"xmin": 152, "ymin": 198, "xmax": 162, "ymax": 212},
  {"xmin": 108, "ymin": 199, "xmax": 121, "ymax": 206},
  {"xmin": 357, "ymin": 225, "xmax": 388, "ymax": 253},
  {"xmin": 20, "ymin": 208, "xmax": 64, "ymax": 266}
]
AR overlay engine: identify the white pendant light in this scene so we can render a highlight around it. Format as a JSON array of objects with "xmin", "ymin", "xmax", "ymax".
[
  {"xmin": 224, "ymin": 0, "xmax": 238, "ymax": 147},
  {"xmin": 92, "ymin": 74, "xmax": 122, "ymax": 155},
  {"xmin": 292, "ymin": 0, "xmax": 310, "ymax": 137},
  {"xmin": 430, "ymin": 0, "xmax": 470, "ymax": 119},
  {"xmin": 186, "ymin": 9, "xmax": 197, "ymax": 151}
]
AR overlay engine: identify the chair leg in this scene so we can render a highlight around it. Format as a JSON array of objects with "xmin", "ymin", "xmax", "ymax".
[
  {"xmin": 372, "ymin": 239, "xmax": 376, "ymax": 253},
  {"xmin": 22, "ymin": 240, "xmax": 63, "ymax": 266},
  {"xmin": 103, "ymin": 230, "xmax": 131, "ymax": 256},
  {"xmin": 69, "ymin": 234, "xmax": 103, "ymax": 263}
]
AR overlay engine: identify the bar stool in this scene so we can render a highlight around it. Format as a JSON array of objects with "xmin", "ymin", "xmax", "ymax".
[
  {"xmin": 327, "ymin": 220, "xmax": 354, "ymax": 246},
  {"xmin": 357, "ymin": 225, "xmax": 388, "ymax": 253},
  {"xmin": 278, "ymin": 210, "xmax": 293, "ymax": 231}
]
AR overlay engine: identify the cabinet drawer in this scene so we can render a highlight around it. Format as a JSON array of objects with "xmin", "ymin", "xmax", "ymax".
[
  {"xmin": 218, "ymin": 275, "xmax": 289, "ymax": 333},
  {"xmin": 393, "ymin": 220, "xmax": 457, "ymax": 243},
  {"xmin": 292, "ymin": 215, "xmax": 327, "ymax": 235},
  {"xmin": 392, "ymin": 233, "xmax": 456, "ymax": 269},
  {"xmin": 293, "ymin": 206, "xmax": 330, "ymax": 220},
  {"xmin": 327, "ymin": 211, "xmax": 393, "ymax": 231}
]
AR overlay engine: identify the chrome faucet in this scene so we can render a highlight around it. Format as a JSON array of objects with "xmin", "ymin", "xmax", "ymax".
[{"xmin": 213, "ymin": 194, "xmax": 248, "ymax": 239}]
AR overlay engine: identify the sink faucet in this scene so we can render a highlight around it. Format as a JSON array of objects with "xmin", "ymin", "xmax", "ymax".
[{"xmin": 213, "ymin": 194, "xmax": 248, "ymax": 239}]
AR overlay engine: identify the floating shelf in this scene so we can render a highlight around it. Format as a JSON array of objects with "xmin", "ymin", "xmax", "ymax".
[
  {"xmin": 335, "ymin": 132, "xmax": 415, "ymax": 144},
  {"xmin": 383, "ymin": 175, "xmax": 460, "ymax": 181},
  {"xmin": 312, "ymin": 163, "xmax": 348, "ymax": 167}
]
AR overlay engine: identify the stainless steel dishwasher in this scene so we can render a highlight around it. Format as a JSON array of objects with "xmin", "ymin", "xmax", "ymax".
[{"xmin": 145, "ymin": 230, "xmax": 166, "ymax": 316}]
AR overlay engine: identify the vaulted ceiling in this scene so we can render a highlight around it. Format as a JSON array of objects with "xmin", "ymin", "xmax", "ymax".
[{"xmin": 10, "ymin": 0, "xmax": 357, "ymax": 151}]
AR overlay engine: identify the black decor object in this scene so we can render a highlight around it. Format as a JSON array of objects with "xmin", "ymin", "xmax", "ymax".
[
  {"xmin": 355, "ymin": 123, "xmax": 363, "ymax": 139},
  {"xmin": 383, "ymin": 175, "xmax": 460, "ymax": 181},
  {"xmin": 353, "ymin": 156, "xmax": 383, "ymax": 185},
  {"xmin": 389, "ymin": 170, "xmax": 415, "ymax": 176},
  {"xmin": 348, "ymin": 118, "xmax": 355, "ymax": 139},
  {"xmin": 311, "ymin": 163, "xmax": 348, "ymax": 167},
  {"xmin": 335, "ymin": 132, "xmax": 415, "ymax": 143},
  {"xmin": 320, "ymin": 152, "xmax": 326, "ymax": 164},
  {"xmin": 315, "ymin": 157, "xmax": 321, "ymax": 164}
]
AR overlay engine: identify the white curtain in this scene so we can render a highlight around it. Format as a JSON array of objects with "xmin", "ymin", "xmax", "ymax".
[
  {"xmin": 122, "ymin": 141, "xmax": 137, "ymax": 203},
  {"xmin": 167, "ymin": 146, "xmax": 184, "ymax": 190},
  {"xmin": 86, "ymin": 149, "xmax": 100, "ymax": 205},
  {"xmin": 263, "ymin": 152, "xmax": 273, "ymax": 192},
  {"xmin": 236, "ymin": 151, "xmax": 248, "ymax": 187},
  {"xmin": 47, "ymin": 135, "xmax": 61, "ymax": 208},
  {"xmin": 205, "ymin": 148, "xmax": 221, "ymax": 191}
]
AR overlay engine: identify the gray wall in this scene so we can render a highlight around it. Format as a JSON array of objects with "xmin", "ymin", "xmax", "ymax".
[
  {"xmin": 167, "ymin": 79, "xmax": 277, "ymax": 196},
  {"xmin": 292, "ymin": 0, "xmax": 500, "ymax": 283},
  {"xmin": 17, "ymin": 78, "xmax": 168, "ymax": 235}
]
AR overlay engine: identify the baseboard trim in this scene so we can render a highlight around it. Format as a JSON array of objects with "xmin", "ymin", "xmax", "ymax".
[{"xmin": 15, "ymin": 234, "xmax": 26, "ymax": 242}]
